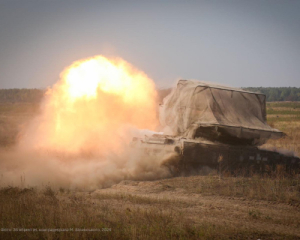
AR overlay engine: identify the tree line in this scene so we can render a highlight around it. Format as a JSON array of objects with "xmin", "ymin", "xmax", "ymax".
[
  {"xmin": 0, "ymin": 89, "xmax": 45, "ymax": 103},
  {"xmin": 0, "ymin": 87, "xmax": 299, "ymax": 103},
  {"xmin": 242, "ymin": 87, "xmax": 300, "ymax": 102},
  {"xmin": 157, "ymin": 87, "xmax": 300, "ymax": 102}
]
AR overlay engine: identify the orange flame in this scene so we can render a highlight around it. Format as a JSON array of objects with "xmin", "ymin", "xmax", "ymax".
[{"xmin": 24, "ymin": 56, "xmax": 158, "ymax": 154}]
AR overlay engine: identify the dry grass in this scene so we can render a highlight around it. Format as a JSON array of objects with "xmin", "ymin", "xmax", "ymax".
[
  {"xmin": 0, "ymin": 101, "xmax": 300, "ymax": 239},
  {"xmin": 0, "ymin": 103, "xmax": 40, "ymax": 147},
  {"xmin": 0, "ymin": 185, "xmax": 299, "ymax": 240},
  {"xmin": 162, "ymin": 174, "xmax": 300, "ymax": 205},
  {"xmin": 264, "ymin": 102, "xmax": 300, "ymax": 155}
]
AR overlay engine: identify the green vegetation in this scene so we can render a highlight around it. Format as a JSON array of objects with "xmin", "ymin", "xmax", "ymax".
[
  {"xmin": 0, "ymin": 89, "xmax": 44, "ymax": 103},
  {"xmin": 266, "ymin": 102, "xmax": 300, "ymax": 123},
  {"xmin": 267, "ymin": 102, "xmax": 300, "ymax": 108},
  {"xmin": 263, "ymin": 101, "xmax": 300, "ymax": 155},
  {"xmin": 0, "ymin": 87, "xmax": 299, "ymax": 103},
  {"xmin": 243, "ymin": 87, "xmax": 300, "ymax": 102},
  {"xmin": 158, "ymin": 87, "xmax": 300, "ymax": 102}
]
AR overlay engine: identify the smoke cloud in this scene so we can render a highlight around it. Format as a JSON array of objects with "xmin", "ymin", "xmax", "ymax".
[{"xmin": 0, "ymin": 56, "xmax": 171, "ymax": 189}]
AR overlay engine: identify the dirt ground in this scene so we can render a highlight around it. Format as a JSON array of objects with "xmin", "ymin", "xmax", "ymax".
[
  {"xmin": 93, "ymin": 177, "xmax": 300, "ymax": 235},
  {"xmin": 1, "ymin": 175, "xmax": 300, "ymax": 239},
  {"xmin": 0, "ymin": 101, "xmax": 300, "ymax": 239}
]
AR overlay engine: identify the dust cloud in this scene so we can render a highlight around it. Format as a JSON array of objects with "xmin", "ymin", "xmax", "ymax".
[{"xmin": 0, "ymin": 56, "xmax": 171, "ymax": 189}]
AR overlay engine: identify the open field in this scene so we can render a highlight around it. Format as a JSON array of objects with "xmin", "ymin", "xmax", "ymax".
[
  {"xmin": 0, "ymin": 101, "xmax": 300, "ymax": 239},
  {"xmin": 1, "ymin": 177, "xmax": 300, "ymax": 240},
  {"xmin": 263, "ymin": 102, "xmax": 300, "ymax": 154},
  {"xmin": 0, "ymin": 103, "xmax": 40, "ymax": 147}
]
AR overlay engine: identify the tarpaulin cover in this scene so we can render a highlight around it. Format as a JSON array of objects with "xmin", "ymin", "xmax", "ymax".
[{"xmin": 160, "ymin": 80, "xmax": 283, "ymax": 146}]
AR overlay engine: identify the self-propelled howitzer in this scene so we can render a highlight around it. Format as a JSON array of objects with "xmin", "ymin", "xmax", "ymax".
[{"xmin": 132, "ymin": 80, "xmax": 300, "ymax": 174}]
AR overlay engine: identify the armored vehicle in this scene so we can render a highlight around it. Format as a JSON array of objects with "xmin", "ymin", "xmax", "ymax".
[{"xmin": 132, "ymin": 80, "xmax": 300, "ymax": 174}]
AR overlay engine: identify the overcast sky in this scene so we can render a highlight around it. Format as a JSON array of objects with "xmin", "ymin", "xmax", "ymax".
[{"xmin": 0, "ymin": 0, "xmax": 299, "ymax": 89}]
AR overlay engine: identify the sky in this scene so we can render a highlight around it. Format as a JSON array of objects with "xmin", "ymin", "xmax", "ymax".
[{"xmin": 0, "ymin": 0, "xmax": 299, "ymax": 89}]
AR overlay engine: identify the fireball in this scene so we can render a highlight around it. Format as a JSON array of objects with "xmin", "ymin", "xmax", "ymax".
[{"xmin": 23, "ymin": 56, "xmax": 158, "ymax": 154}]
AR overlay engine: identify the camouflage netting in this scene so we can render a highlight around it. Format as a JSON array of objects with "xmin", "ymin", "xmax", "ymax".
[{"xmin": 159, "ymin": 80, "xmax": 283, "ymax": 146}]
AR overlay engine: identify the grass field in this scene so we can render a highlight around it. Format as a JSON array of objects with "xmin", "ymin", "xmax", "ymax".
[
  {"xmin": 264, "ymin": 102, "xmax": 300, "ymax": 154},
  {"xmin": 0, "ymin": 101, "xmax": 300, "ymax": 239},
  {"xmin": 0, "ymin": 103, "xmax": 40, "ymax": 147}
]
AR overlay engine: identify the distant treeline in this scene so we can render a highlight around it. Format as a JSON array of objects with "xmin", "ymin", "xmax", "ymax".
[
  {"xmin": 0, "ymin": 87, "xmax": 299, "ymax": 103},
  {"xmin": 0, "ymin": 89, "xmax": 45, "ymax": 103},
  {"xmin": 242, "ymin": 87, "xmax": 300, "ymax": 102},
  {"xmin": 158, "ymin": 87, "xmax": 300, "ymax": 102}
]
